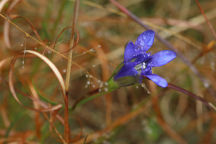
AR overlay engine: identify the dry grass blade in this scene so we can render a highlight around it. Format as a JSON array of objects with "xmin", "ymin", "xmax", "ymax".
[
  {"xmin": 24, "ymin": 50, "xmax": 66, "ymax": 96},
  {"xmin": 8, "ymin": 50, "xmax": 65, "ymax": 112},
  {"xmin": 3, "ymin": 20, "xmax": 11, "ymax": 48},
  {"xmin": 8, "ymin": 51, "xmax": 64, "ymax": 112},
  {"xmin": 0, "ymin": 106, "xmax": 10, "ymax": 128},
  {"xmin": 9, "ymin": 62, "xmax": 22, "ymax": 105},
  {"xmin": 9, "ymin": 62, "xmax": 63, "ymax": 112},
  {"xmin": 28, "ymin": 81, "xmax": 41, "ymax": 138},
  {"xmin": 0, "ymin": 57, "xmax": 11, "ymax": 70},
  {"xmin": 0, "ymin": 0, "xmax": 9, "ymax": 12},
  {"xmin": 27, "ymin": 80, "xmax": 63, "ymax": 112}
]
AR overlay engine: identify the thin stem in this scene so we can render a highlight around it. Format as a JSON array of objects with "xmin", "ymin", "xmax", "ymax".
[
  {"xmin": 167, "ymin": 83, "xmax": 215, "ymax": 110},
  {"xmin": 65, "ymin": 0, "xmax": 80, "ymax": 91},
  {"xmin": 109, "ymin": 0, "xmax": 216, "ymax": 98},
  {"xmin": 195, "ymin": 0, "xmax": 216, "ymax": 39},
  {"xmin": 72, "ymin": 78, "xmax": 119, "ymax": 110},
  {"xmin": 64, "ymin": 0, "xmax": 80, "ymax": 143},
  {"xmin": 72, "ymin": 86, "xmax": 119, "ymax": 110}
]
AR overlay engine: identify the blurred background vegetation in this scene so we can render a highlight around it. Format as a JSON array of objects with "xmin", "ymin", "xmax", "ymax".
[{"xmin": 0, "ymin": 0, "xmax": 216, "ymax": 143}]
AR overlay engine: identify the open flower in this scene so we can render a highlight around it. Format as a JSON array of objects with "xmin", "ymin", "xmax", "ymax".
[{"xmin": 114, "ymin": 30, "xmax": 176, "ymax": 88}]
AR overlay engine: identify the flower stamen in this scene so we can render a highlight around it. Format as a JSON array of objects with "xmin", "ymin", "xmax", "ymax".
[{"xmin": 135, "ymin": 62, "xmax": 146, "ymax": 74}]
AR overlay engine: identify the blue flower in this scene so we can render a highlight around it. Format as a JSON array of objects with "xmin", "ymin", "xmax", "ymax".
[{"xmin": 114, "ymin": 30, "xmax": 176, "ymax": 88}]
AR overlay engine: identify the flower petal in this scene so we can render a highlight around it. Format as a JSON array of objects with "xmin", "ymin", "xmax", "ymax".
[
  {"xmin": 114, "ymin": 63, "xmax": 138, "ymax": 80},
  {"xmin": 132, "ymin": 53, "xmax": 150, "ymax": 65},
  {"xmin": 141, "ymin": 66, "xmax": 152, "ymax": 75},
  {"xmin": 144, "ymin": 74, "xmax": 168, "ymax": 88},
  {"xmin": 149, "ymin": 50, "xmax": 176, "ymax": 67},
  {"xmin": 124, "ymin": 41, "xmax": 135, "ymax": 62},
  {"xmin": 135, "ymin": 30, "xmax": 155, "ymax": 51}
]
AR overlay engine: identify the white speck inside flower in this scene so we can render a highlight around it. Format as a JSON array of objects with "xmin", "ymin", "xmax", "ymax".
[
  {"xmin": 142, "ymin": 62, "xmax": 146, "ymax": 69},
  {"xmin": 135, "ymin": 62, "xmax": 146, "ymax": 74}
]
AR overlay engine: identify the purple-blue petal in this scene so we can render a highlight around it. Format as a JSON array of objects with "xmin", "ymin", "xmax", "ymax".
[
  {"xmin": 114, "ymin": 63, "xmax": 138, "ymax": 80},
  {"xmin": 124, "ymin": 41, "xmax": 136, "ymax": 62},
  {"xmin": 145, "ymin": 74, "xmax": 168, "ymax": 88},
  {"xmin": 133, "ymin": 53, "xmax": 151, "ymax": 65},
  {"xmin": 135, "ymin": 30, "xmax": 155, "ymax": 51},
  {"xmin": 149, "ymin": 50, "xmax": 176, "ymax": 67},
  {"xmin": 141, "ymin": 66, "xmax": 152, "ymax": 75}
]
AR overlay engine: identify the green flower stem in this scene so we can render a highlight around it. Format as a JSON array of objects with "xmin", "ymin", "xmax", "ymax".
[{"xmin": 72, "ymin": 78, "xmax": 120, "ymax": 109}]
